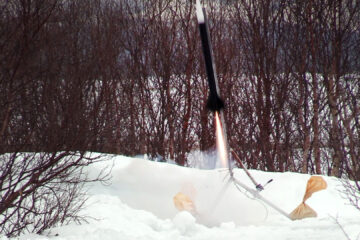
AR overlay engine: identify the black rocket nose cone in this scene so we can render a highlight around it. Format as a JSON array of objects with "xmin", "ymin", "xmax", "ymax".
[{"xmin": 206, "ymin": 93, "xmax": 224, "ymax": 112}]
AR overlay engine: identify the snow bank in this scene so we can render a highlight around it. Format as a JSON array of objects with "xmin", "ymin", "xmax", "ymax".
[
  {"xmin": 103, "ymin": 156, "xmax": 269, "ymax": 226},
  {"xmin": 3, "ymin": 155, "xmax": 360, "ymax": 240}
]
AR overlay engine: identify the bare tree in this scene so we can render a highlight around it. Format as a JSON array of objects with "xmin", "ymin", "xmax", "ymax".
[{"xmin": 0, "ymin": 152, "xmax": 109, "ymax": 236}]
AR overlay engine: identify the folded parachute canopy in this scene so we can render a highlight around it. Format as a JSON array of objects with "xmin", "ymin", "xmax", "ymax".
[
  {"xmin": 173, "ymin": 192, "xmax": 196, "ymax": 215},
  {"xmin": 289, "ymin": 176, "xmax": 327, "ymax": 220}
]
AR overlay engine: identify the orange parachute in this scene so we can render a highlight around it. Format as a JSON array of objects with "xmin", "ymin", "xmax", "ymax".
[{"xmin": 290, "ymin": 176, "xmax": 327, "ymax": 220}]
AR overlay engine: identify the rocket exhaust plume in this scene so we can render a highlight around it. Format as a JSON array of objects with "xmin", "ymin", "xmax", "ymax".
[
  {"xmin": 215, "ymin": 112, "xmax": 228, "ymax": 168},
  {"xmin": 196, "ymin": 0, "xmax": 224, "ymax": 112}
]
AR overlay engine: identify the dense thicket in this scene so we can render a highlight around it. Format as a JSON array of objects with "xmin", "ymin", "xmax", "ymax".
[{"xmin": 1, "ymin": 0, "xmax": 359, "ymax": 176}]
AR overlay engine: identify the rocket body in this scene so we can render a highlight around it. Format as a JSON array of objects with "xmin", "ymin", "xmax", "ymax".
[{"xmin": 196, "ymin": 0, "xmax": 224, "ymax": 112}]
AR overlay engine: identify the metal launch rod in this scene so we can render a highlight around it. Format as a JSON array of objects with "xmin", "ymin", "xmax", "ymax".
[
  {"xmin": 231, "ymin": 149, "xmax": 274, "ymax": 191},
  {"xmin": 231, "ymin": 177, "xmax": 291, "ymax": 220}
]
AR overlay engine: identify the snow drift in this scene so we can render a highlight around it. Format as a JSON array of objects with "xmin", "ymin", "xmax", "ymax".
[{"xmin": 3, "ymin": 154, "xmax": 360, "ymax": 240}]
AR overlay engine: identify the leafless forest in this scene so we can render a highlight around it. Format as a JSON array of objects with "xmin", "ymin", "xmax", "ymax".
[
  {"xmin": 1, "ymin": 0, "xmax": 360, "ymax": 174},
  {"xmin": 0, "ymin": 0, "xmax": 359, "ymax": 236}
]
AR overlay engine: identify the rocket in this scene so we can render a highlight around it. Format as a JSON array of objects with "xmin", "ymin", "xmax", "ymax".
[{"xmin": 196, "ymin": 0, "xmax": 224, "ymax": 112}]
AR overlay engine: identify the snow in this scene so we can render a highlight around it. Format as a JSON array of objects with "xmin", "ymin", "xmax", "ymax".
[{"xmin": 3, "ymin": 155, "xmax": 360, "ymax": 240}]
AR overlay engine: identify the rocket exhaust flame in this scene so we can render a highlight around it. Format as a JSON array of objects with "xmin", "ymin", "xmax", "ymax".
[{"xmin": 215, "ymin": 111, "xmax": 228, "ymax": 168}]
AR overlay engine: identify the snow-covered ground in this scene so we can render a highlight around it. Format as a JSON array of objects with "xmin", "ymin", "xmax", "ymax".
[{"xmin": 4, "ymin": 155, "xmax": 360, "ymax": 240}]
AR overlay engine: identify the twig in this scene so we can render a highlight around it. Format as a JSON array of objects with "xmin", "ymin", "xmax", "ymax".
[{"xmin": 330, "ymin": 215, "xmax": 352, "ymax": 240}]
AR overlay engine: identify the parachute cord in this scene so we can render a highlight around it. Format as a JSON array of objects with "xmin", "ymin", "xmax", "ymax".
[
  {"xmin": 220, "ymin": 170, "xmax": 270, "ymax": 222},
  {"xmin": 232, "ymin": 180, "xmax": 269, "ymax": 222}
]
